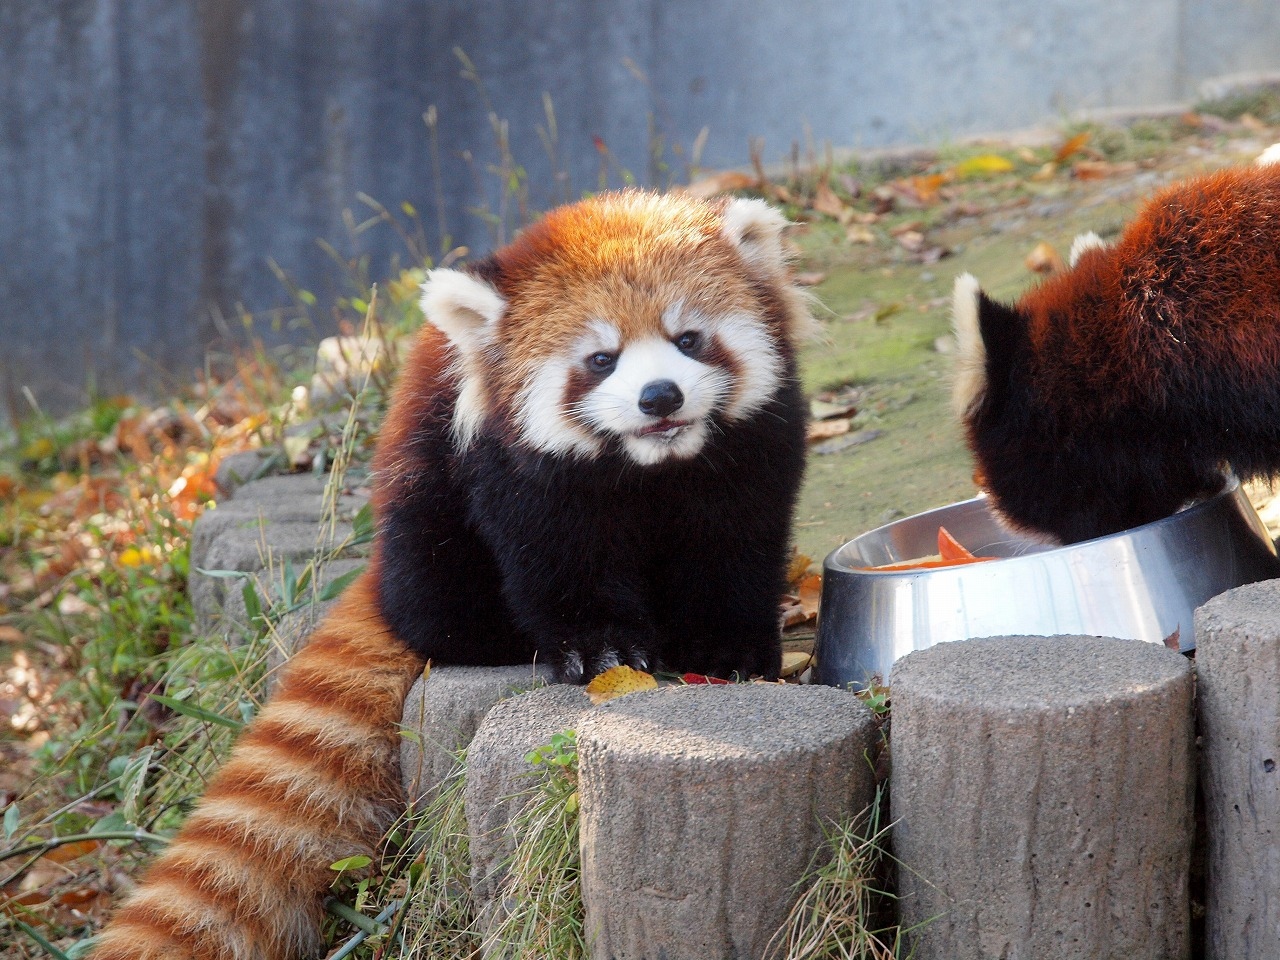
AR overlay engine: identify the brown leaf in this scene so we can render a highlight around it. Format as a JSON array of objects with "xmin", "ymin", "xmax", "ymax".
[
  {"xmin": 798, "ymin": 574, "xmax": 822, "ymax": 619},
  {"xmin": 43, "ymin": 838, "xmax": 101, "ymax": 865},
  {"xmin": 1054, "ymin": 130, "xmax": 1092, "ymax": 163},
  {"xmin": 1163, "ymin": 627, "xmax": 1181, "ymax": 651},
  {"xmin": 845, "ymin": 224, "xmax": 876, "ymax": 245},
  {"xmin": 793, "ymin": 271, "xmax": 827, "ymax": 287},
  {"xmin": 899, "ymin": 173, "xmax": 951, "ymax": 204},
  {"xmin": 811, "ymin": 181, "xmax": 851, "ymax": 221},
  {"xmin": 1025, "ymin": 241, "xmax": 1065, "ymax": 274},
  {"xmin": 807, "ymin": 418, "xmax": 851, "ymax": 442},
  {"xmin": 779, "ymin": 598, "xmax": 809, "ymax": 629},
  {"xmin": 681, "ymin": 170, "xmax": 761, "ymax": 199},
  {"xmin": 896, "ymin": 230, "xmax": 926, "ymax": 253}
]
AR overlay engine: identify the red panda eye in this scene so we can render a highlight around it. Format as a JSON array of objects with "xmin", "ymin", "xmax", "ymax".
[
  {"xmin": 675, "ymin": 331, "xmax": 702, "ymax": 354},
  {"xmin": 587, "ymin": 352, "xmax": 617, "ymax": 374}
]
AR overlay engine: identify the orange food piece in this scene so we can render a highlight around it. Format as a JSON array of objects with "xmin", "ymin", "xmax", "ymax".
[
  {"xmin": 862, "ymin": 526, "xmax": 995, "ymax": 572},
  {"xmin": 864, "ymin": 556, "xmax": 994, "ymax": 572},
  {"xmin": 937, "ymin": 526, "xmax": 977, "ymax": 561}
]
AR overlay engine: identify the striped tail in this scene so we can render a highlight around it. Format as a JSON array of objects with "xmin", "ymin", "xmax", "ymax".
[{"xmin": 91, "ymin": 572, "xmax": 424, "ymax": 960}]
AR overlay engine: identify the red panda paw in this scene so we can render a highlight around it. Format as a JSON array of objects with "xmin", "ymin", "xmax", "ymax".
[{"xmin": 551, "ymin": 639, "xmax": 657, "ymax": 684}]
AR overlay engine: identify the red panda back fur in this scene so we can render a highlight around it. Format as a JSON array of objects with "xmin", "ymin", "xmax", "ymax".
[
  {"xmin": 955, "ymin": 158, "xmax": 1280, "ymax": 542},
  {"xmin": 90, "ymin": 191, "xmax": 810, "ymax": 959}
]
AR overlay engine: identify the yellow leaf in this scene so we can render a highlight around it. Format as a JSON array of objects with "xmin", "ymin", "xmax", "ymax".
[
  {"xmin": 118, "ymin": 548, "xmax": 143, "ymax": 568},
  {"xmin": 585, "ymin": 664, "xmax": 658, "ymax": 705},
  {"xmin": 954, "ymin": 154, "xmax": 1015, "ymax": 178}
]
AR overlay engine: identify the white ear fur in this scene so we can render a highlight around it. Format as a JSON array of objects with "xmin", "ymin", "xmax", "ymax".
[
  {"xmin": 721, "ymin": 198, "xmax": 790, "ymax": 276},
  {"xmin": 951, "ymin": 273, "xmax": 987, "ymax": 419},
  {"xmin": 1068, "ymin": 231, "xmax": 1107, "ymax": 267},
  {"xmin": 420, "ymin": 268, "xmax": 506, "ymax": 349},
  {"xmin": 1257, "ymin": 143, "xmax": 1280, "ymax": 167}
]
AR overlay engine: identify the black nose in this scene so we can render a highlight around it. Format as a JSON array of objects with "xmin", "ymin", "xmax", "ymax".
[{"xmin": 638, "ymin": 380, "xmax": 684, "ymax": 418}]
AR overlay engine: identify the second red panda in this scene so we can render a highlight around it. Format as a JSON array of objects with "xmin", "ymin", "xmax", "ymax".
[
  {"xmin": 89, "ymin": 191, "xmax": 810, "ymax": 960},
  {"xmin": 953, "ymin": 148, "xmax": 1280, "ymax": 543}
]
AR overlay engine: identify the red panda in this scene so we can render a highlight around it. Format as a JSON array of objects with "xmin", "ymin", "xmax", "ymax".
[
  {"xmin": 952, "ymin": 148, "xmax": 1280, "ymax": 544},
  {"xmin": 89, "ymin": 191, "xmax": 810, "ymax": 960}
]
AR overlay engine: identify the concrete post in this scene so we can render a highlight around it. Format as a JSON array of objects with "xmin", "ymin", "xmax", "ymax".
[
  {"xmin": 1196, "ymin": 581, "xmax": 1280, "ymax": 959},
  {"xmin": 890, "ymin": 635, "xmax": 1194, "ymax": 960},
  {"xmin": 576, "ymin": 684, "xmax": 877, "ymax": 960}
]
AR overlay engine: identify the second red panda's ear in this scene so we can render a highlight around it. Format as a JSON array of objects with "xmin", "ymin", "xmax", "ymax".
[
  {"xmin": 952, "ymin": 274, "xmax": 1029, "ymax": 418},
  {"xmin": 420, "ymin": 268, "xmax": 506, "ymax": 352},
  {"xmin": 952, "ymin": 273, "xmax": 987, "ymax": 418}
]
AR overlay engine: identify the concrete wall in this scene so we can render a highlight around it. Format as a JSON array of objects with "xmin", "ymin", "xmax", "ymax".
[{"xmin": 3, "ymin": 0, "xmax": 1280, "ymax": 415}]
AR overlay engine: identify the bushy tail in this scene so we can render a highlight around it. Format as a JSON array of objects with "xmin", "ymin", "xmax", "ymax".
[{"xmin": 91, "ymin": 572, "xmax": 424, "ymax": 960}]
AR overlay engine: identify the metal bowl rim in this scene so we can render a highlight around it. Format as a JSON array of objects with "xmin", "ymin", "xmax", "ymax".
[{"xmin": 825, "ymin": 475, "xmax": 1248, "ymax": 578}]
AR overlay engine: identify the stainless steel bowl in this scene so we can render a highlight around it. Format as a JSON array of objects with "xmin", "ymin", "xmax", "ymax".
[{"xmin": 814, "ymin": 476, "xmax": 1280, "ymax": 689}]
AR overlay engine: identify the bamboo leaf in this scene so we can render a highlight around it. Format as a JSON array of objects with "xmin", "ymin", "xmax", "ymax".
[{"xmin": 148, "ymin": 694, "xmax": 243, "ymax": 729}]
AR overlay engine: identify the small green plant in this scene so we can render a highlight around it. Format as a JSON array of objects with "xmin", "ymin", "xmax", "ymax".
[{"xmin": 482, "ymin": 729, "xmax": 585, "ymax": 959}]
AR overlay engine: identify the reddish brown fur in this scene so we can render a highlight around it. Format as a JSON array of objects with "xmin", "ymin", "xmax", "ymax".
[
  {"xmin": 91, "ymin": 191, "xmax": 808, "ymax": 958},
  {"xmin": 961, "ymin": 160, "xmax": 1280, "ymax": 542},
  {"xmin": 1016, "ymin": 163, "xmax": 1280, "ymax": 426},
  {"xmin": 473, "ymin": 193, "xmax": 787, "ymax": 413}
]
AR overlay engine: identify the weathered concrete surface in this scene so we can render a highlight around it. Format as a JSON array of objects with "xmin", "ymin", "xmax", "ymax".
[
  {"xmin": 189, "ymin": 473, "xmax": 369, "ymax": 635},
  {"xmin": 890, "ymin": 635, "xmax": 1195, "ymax": 960},
  {"xmin": 576, "ymin": 683, "xmax": 876, "ymax": 960},
  {"xmin": 400, "ymin": 664, "xmax": 554, "ymax": 805},
  {"xmin": 6, "ymin": 1, "xmax": 1280, "ymax": 416},
  {"xmin": 213, "ymin": 450, "xmax": 279, "ymax": 497},
  {"xmin": 1195, "ymin": 581, "xmax": 1280, "ymax": 960},
  {"xmin": 462, "ymin": 685, "xmax": 591, "ymax": 944}
]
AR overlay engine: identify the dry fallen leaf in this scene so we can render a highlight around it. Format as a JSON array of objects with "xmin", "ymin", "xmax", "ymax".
[
  {"xmin": 1071, "ymin": 160, "xmax": 1115, "ymax": 180},
  {"xmin": 585, "ymin": 664, "xmax": 658, "ymax": 705},
  {"xmin": 1054, "ymin": 130, "xmax": 1092, "ymax": 163},
  {"xmin": 793, "ymin": 271, "xmax": 827, "ymax": 287},
  {"xmin": 779, "ymin": 650, "xmax": 813, "ymax": 679},
  {"xmin": 896, "ymin": 230, "xmax": 926, "ymax": 253},
  {"xmin": 681, "ymin": 170, "xmax": 761, "ymax": 199},
  {"xmin": 779, "ymin": 598, "xmax": 809, "ymax": 629},
  {"xmin": 810, "ymin": 181, "xmax": 845, "ymax": 219},
  {"xmin": 798, "ymin": 574, "xmax": 822, "ymax": 620},
  {"xmin": 807, "ymin": 418, "xmax": 851, "ymax": 442},
  {"xmin": 954, "ymin": 153, "xmax": 1015, "ymax": 178},
  {"xmin": 1025, "ymin": 241, "xmax": 1065, "ymax": 274}
]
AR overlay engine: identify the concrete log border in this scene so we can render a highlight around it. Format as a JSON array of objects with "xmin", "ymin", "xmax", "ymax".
[
  {"xmin": 199, "ymin": 473, "xmax": 1278, "ymax": 959},
  {"xmin": 1195, "ymin": 580, "xmax": 1280, "ymax": 960},
  {"xmin": 575, "ymin": 684, "xmax": 878, "ymax": 960},
  {"xmin": 890, "ymin": 635, "xmax": 1195, "ymax": 960}
]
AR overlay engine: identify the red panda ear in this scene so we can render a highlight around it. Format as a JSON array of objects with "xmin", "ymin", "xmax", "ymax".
[
  {"xmin": 951, "ymin": 273, "xmax": 987, "ymax": 418},
  {"xmin": 1068, "ymin": 231, "xmax": 1107, "ymax": 267},
  {"xmin": 720, "ymin": 198, "xmax": 790, "ymax": 278},
  {"xmin": 420, "ymin": 268, "xmax": 506, "ymax": 351}
]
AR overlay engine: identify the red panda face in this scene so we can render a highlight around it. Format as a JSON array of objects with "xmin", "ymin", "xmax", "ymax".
[{"xmin": 420, "ymin": 192, "xmax": 807, "ymax": 465}]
